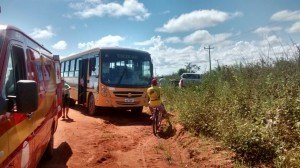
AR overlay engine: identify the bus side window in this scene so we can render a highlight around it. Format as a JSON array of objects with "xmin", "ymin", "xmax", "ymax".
[
  {"xmin": 95, "ymin": 56, "xmax": 99, "ymax": 76},
  {"xmin": 69, "ymin": 59, "xmax": 75, "ymax": 77},
  {"xmin": 61, "ymin": 61, "xmax": 64, "ymax": 77},
  {"xmin": 64, "ymin": 61, "xmax": 69, "ymax": 77},
  {"xmin": 89, "ymin": 57, "xmax": 99, "ymax": 77},
  {"xmin": 74, "ymin": 58, "xmax": 80, "ymax": 77},
  {"xmin": 89, "ymin": 57, "xmax": 96, "ymax": 76}
]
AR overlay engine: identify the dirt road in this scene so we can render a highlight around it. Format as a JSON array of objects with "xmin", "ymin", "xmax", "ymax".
[{"xmin": 39, "ymin": 106, "xmax": 233, "ymax": 168}]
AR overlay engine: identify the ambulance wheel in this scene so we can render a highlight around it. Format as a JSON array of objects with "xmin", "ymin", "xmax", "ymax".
[
  {"xmin": 44, "ymin": 134, "xmax": 54, "ymax": 159},
  {"xmin": 88, "ymin": 95, "xmax": 96, "ymax": 116}
]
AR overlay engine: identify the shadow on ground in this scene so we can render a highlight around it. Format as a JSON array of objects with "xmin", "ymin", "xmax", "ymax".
[
  {"xmin": 158, "ymin": 122, "xmax": 177, "ymax": 139},
  {"xmin": 39, "ymin": 142, "xmax": 73, "ymax": 168},
  {"xmin": 61, "ymin": 117, "xmax": 75, "ymax": 123},
  {"xmin": 71, "ymin": 105, "xmax": 152, "ymax": 126}
]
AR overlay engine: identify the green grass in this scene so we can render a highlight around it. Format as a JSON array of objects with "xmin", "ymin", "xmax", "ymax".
[
  {"xmin": 154, "ymin": 142, "xmax": 173, "ymax": 164},
  {"xmin": 163, "ymin": 50, "xmax": 300, "ymax": 167}
]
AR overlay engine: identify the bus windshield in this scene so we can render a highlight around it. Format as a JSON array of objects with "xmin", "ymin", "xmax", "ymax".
[{"xmin": 101, "ymin": 50, "xmax": 152, "ymax": 87}]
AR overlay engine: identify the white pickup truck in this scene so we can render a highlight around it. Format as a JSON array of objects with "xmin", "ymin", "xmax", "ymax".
[{"xmin": 179, "ymin": 73, "xmax": 202, "ymax": 88}]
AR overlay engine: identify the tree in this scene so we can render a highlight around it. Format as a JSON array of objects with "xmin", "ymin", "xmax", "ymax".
[
  {"xmin": 177, "ymin": 63, "xmax": 201, "ymax": 76},
  {"xmin": 177, "ymin": 68, "xmax": 188, "ymax": 76},
  {"xmin": 185, "ymin": 63, "xmax": 200, "ymax": 73}
]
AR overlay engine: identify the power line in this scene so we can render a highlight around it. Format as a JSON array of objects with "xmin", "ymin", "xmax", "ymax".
[{"xmin": 204, "ymin": 45, "xmax": 214, "ymax": 72}]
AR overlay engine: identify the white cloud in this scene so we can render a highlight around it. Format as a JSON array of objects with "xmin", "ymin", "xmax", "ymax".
[
  {"xmin": 183, "ymin": 30, "xmax": 232, "ymax": 44},
  {"xmin": 30, "ymin": 25, "xmax": 55, "ymax": 39},
  {"xmin": 134, "ymin": 37, "xmax": 156, "ymax": 46},
  {"xmin": 139, "ymin": 36, "xmax": 206, "ymax": 75},
  {"xmin": 271, "ymin": 10, "xmax": 300, "ymax": 21},
  {"xmin": 232, "ymin": 11, "xmax": 243, "ymax": 17},
  {"xmin": 287, "ymin": 22, "xmax": 300, "ymax": 33},
  {"xmin": 156, "ymin": 9, "xmax": 242, "ymax": 33},
  {"xmin": 70, "ymin": 0, "xmax": 150, "ymax": 21},
  {"xmin": 259, "ymin": 35, "xmax": 282, "ymax": 46},
  {"xmin": 164, "ymin": 37, "xmax": 181, "ymax": 43},
  {"xmin": 254, "ymin": 26, "xmax": 282, "ymax": 35},
  {"xmin": 135, "ymin": 36, "xmax": 181, "ymax": 46},
  {"xmin": 136, "ymin": 35, "xmax": 296, "ymax": 75},
  {"xmin": 78, "ymin": 35, "xmax": 124, "ymax": 50},
  {"xmin": 52, "ymin": 40, "xmax": 68, "ymax": 50}
]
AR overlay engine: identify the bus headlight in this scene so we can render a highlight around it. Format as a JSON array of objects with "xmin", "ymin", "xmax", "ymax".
[{"xmin": 101, "ymin": 85, "xmax": 108, "ymax": 97}]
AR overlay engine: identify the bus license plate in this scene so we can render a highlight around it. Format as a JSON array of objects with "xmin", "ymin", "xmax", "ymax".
[{"xmin": 125, "ymin": 98, "xmax": 134, "ymax": 103}]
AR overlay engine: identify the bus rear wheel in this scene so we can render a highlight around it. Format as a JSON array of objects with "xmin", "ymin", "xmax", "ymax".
[{"xmin": 88, "ymin": 95, "xmax": 96, "ymax": 116}]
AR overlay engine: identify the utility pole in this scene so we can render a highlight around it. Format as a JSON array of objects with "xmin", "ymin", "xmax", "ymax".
[
  {"xmin": 204, "ymin": 45, "xmax": 214, "ymax": 72},
  {"xmin": 214, "ymin": 59, "xmax": 220, "ymax": 67}
]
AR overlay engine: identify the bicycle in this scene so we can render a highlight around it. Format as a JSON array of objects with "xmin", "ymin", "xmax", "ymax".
[{"xmin": 151, "ymin": 106, "xmax": 163, "ymax": 136}]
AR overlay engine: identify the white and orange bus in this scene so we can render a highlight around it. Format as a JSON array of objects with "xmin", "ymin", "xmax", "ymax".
[
  {"xmin": 61, "ymin": 47, "xmax": 153, "ymax": 115},
  {"xmin": 0, "ymin": 25, "xmax": 62, "ymax": 167}
]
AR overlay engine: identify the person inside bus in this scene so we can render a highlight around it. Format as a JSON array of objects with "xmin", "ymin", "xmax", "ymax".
[
  {"xmin": 62, "ymin": 79, "xmax": 71, "ymax": 119},
  {"xmin": 147, "ymin": 78, "xmax": 168, "ymax": 120}
]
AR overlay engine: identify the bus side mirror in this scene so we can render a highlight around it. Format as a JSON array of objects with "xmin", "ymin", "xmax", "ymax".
[{"xmin": 16, "ymin": 80, "xmax": 38, "ymax": 113}]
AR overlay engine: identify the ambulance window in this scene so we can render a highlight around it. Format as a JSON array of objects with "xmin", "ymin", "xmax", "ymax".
[
  {"xmin": 35, "ymin": 62, "xmax": 44, "ymax": 81},
  {"xmin": 4, "ymin": 55, "xmax": 15, "ymax": 96},
  {"xmin": 3, "ymin": 45, "xmax": 26, "ymax": 96},
  {"xmin": 41, "ymin": 55, "xmax": 51, "ymax": 81}
]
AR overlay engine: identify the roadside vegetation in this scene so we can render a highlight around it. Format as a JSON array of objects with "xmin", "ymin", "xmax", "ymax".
[{"xmin": 162, "ymin": 46, "xmax": 300, "ymax": 167}]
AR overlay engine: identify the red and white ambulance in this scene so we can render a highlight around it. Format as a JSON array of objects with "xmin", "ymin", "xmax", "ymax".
[{"xmin": 0, "ymin": 25, "xmax": 63, "ymax": 167}]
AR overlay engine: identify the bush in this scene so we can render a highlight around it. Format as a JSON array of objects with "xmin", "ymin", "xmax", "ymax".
[
  {"xmin": 163, "ymin": 51, "xmax": 300, "ymax": 167},
  {"xmin": 225, "ymin": 122, "xmax": 277, "ymax": 165}
]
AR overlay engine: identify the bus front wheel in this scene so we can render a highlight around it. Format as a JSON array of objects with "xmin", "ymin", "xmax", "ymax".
[
  {"xmin": 132, "ymin": 106, "xmax": 143, "ymax": 114},
  {"xmin": 88, "ymin": 95, "xmax": 96, "ymax": 116}
]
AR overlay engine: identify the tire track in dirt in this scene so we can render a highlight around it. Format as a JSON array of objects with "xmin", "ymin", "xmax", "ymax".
[{"xmin": 39, "ymin": 106, "xmax": 234, "ymax": 168}]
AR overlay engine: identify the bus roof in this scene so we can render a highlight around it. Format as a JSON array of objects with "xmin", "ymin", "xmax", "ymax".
[
  {"xmin": 61, "ymin": 47, "xmax": 150, "ymax": 62},
  {"xmin": 0, "ymin": 25, "xmax": 52, "ymax": 56}
]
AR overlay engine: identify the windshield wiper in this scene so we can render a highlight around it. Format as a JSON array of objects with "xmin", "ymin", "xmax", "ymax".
[{"xmin": 117, "ymin": 66, "xmax": 127, "ymax": 85}]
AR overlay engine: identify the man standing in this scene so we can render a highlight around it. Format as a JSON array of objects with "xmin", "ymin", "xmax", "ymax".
[{"xmin": 62, "ymin": 79, "xmax": 71, "ymax": 119}]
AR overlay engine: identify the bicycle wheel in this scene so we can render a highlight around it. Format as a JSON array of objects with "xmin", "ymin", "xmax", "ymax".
[
  {"xmin": 152, "ymin": 109, "xmax": 158, "ymax": 135},
  {"xmin": 157, "ymin": 110, "xmax": 163, "ymax": 129}
]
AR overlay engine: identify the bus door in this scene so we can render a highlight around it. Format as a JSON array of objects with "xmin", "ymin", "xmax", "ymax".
[{"xmin": 78, "ymin": 59, "xmax": 88, "ymax": 105}]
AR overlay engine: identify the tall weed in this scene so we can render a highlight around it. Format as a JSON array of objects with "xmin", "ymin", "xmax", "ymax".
[{"xmin": 163, "ymin": 52, "xmax": 300, "ymax": 166}]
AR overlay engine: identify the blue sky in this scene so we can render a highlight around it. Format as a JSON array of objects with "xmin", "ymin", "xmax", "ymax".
[{"xmin": 1, "ymin": 0, "xmax": 300, "ymax": 75}]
